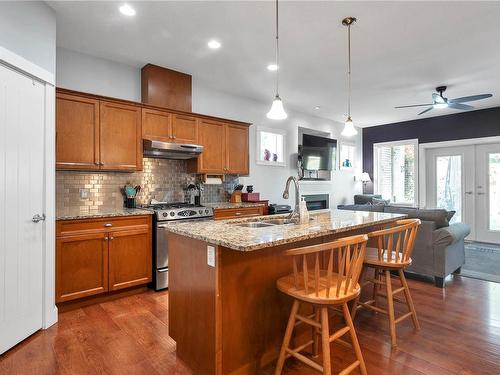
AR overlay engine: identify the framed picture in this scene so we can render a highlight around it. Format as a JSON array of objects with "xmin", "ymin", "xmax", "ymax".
[{"xmin": 256, "ymin": 126, "xmax": 287, "ymax": 167}]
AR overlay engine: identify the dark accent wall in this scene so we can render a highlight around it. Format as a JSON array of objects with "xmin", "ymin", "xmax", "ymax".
[{"xmin": 363, "ymin": 106, "xmax": 500, "ymax": 193}]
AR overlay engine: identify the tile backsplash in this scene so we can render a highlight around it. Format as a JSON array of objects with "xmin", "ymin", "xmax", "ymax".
[{"xmin": 56, "ymin": 158, "xmax": 239, "ymax": 210}]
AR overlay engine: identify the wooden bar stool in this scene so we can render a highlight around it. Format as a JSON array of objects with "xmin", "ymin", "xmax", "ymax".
[
  {"xmin": 351, "ymin": 219, "xmax": 421, "ymax": 348},
  {"xmin": 275, "ymin": 234, "xmax": 368, "ymax": 375}
]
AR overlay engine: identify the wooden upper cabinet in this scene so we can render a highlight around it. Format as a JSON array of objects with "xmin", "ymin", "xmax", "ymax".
[
  {"xmin": 142, "ymin": 108, "xmax": 172, "ymax": 142},
  {"xmin": 171, "ymin": 114, "xmax": 198, "ymax": 144},
  {"xmin": 56, "ymin": 93, "xmax": 100, "ymax": 170},
  {"xmin": 197, "ymin": 119, "xmax": 226, "ymax": 173},
  {"xmin": 100, "ymin": 101, "xmax": 142, "ymax": 171},
  {"xmin": 108, "ymin": 226, "xmax": 152, "ymax": 291},
  {"xmin": 56, "ymin": 231, "xmax": 108, "ymax": 303},
  {"xmin": 226, "ymin": 123, "xmax": 249, "ymax": 175}
]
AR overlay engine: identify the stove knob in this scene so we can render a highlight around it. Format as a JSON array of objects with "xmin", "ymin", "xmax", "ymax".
[
  {"xmin": 205, "ymin": 209, "xmax": 209, "ymax": 214},
  {"xmin": 199, "ymin": 210, "xmax": 203, "ymax": 214},
  {"xmin": 170, "ymin": 212, "xmax": 175, "ymax": 217},
  {"xmin": 162, "ymin": 212, "xmax": 168, "ymax": 217}
]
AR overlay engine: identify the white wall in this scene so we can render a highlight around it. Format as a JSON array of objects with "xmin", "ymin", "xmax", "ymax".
[
  {"xmin": 0, "ymin": 2, "xmax": 56, "ymax": 75},
  {"xmin": 57, "ymin": 48, "xmax": 141, "ymax": 101},
  {"xmin": 56, "ymin": 48, "xmax": 362, "ymax": 206}
]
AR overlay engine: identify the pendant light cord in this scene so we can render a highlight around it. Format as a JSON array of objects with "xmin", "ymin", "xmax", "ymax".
[
  {"xmin": 347, "ymin": 23, "xmax": 351, "ymax": 118},
  {"xmin": 275, "ymin": 0, "xmax": 280, "ymax": 97}
]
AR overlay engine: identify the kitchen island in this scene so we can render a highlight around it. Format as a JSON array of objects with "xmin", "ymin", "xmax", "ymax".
[{"xmin": 166, "ymin": 210, "xmax": 405, "ymax": 375}]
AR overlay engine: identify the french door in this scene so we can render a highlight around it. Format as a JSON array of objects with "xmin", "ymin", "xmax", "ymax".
[{"xmin": 426, "ymin": 143, "xmax": 500, "ymax": 243}]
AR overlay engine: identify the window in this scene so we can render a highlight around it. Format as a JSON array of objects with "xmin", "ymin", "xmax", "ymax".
[
  {"xmin": 340, "ymin": 142, "xmax": 356, "ymax": 169},
  {"xmin": 373, "ymin": 139, "xmax": 418, "ymax": 205},
  {"xmin": 256, "ymin": 127, "xmax": 286, "ymax": 167}
]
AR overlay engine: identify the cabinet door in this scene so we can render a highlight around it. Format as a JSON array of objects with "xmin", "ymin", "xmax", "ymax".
[
  {"xmin": 56, "ymin": 232, "xmax": 108, "ymax": 303},
  {"xmin": 171, "ymin": 114, "xmax": 198, "ymax": 144},
  {"xmin": 198, "ymin": 119, "xmax": 226, "ymax": 173},
  {"xmin": 108, "ymin": 226, "xmax": 152, "ymax": 291},
  {"xmin": 142, "ymin": 108, "xmax": 172, "ymax": 142},
  {"xmin": 226, "ymin": 124, "xmax": 249, "ymax": 175},
  {"xmin": 56, "ymin": 93, "xmax": 100, "ymax": 170},
  {"xmin": 100, "ymin": 101, "xmax": 142, "ymax": 171}
]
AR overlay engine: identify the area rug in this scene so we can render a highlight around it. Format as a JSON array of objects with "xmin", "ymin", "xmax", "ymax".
[{"xmin": 462, "ymin": 242, "xmax": 500, "ymax": 283}]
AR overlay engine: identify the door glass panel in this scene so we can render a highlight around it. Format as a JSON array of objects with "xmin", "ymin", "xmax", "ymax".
[
  {"xmin": 488, "ymin": 153, "xmax": 500, "ymax": 231},
  {"xmin": 436, "ymin": 155, "xmax": 462, "ymax": 223}
]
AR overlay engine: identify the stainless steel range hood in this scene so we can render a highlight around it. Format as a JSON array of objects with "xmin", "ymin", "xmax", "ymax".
[{"xmin": 143, "ymin": 139, "xmax": 203, "ymax": 160}]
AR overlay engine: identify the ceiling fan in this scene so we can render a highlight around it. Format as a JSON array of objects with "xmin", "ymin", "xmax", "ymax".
[{"xmin": 395, "ymin": 86, "xmax": 492, "ymax": 115}]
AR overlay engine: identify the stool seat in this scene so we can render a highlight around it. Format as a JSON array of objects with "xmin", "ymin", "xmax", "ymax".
[
  {"xmin": 277, "ymin": 271, "xmax": 361, "ymax": 305},
  {"xmin": 363, "ymin": 247, "xmax": 412, "ymax": 269}
]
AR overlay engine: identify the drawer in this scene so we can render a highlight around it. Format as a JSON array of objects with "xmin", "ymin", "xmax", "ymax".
[
  {"xmin": 57, "ymin": 215, "xmax": 151, "ymax": 237},
  {"xmin": 214, "ymin": 206, "xmax": 264, "ymax": 220}
]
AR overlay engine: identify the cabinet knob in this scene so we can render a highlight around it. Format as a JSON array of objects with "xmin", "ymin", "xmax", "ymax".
[
  {"xmin": 172, "ymin": 135, "xmax": 176, "ymax": 139},
  {"xmin": 110, "ymin": 236, "xmax": 114, "ymax": 240},
  {"xmin": 104, "ymin": 237, "xmax": 109, "ymax": 241},
  {"xmin": 104, "ymin": 223, "xmax": 113, "ymax": 227}
]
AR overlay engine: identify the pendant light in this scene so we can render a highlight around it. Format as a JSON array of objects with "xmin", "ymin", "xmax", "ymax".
[
  {"xmin": 341, "ymin": 16, "xmax": 358, "ymax": 137},
  {"xmin": 267, "ymin": 0, "xmax": 287, "ymax": 120}
]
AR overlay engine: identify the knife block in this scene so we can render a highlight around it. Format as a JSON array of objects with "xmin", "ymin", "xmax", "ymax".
[{"xmin": 230, "ymin": 191, "xmax": 242, "ymax": 203}]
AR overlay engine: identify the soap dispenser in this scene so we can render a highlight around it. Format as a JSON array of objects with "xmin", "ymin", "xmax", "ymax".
[{"xmin": 299, "ymin": 197, "xmax": 310, "ymax": 224}]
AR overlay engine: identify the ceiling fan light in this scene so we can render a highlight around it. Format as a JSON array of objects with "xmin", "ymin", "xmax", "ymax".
[
  {"xmin": 342, "ymin": 116, "xmax": 358, "ymax": 137},
  {"xmin": 434, "ymin": 102, "xmax": 448, "ymax": 109},
  {"xmin": 267, "ymin": 95, "xmax": 288, "ymax": 120}
]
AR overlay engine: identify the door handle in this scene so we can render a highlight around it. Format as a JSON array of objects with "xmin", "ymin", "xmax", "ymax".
[
  {"xmin": 465, "ymin": 191, "xmax": 474, "ymax": 195},
  {"xmin": 477, "ymin": 192, "xmax": 486, "ymax": 195},
  {"xmin": 32, "ymin": 214, "xmax": 46, "ymax": 223}
]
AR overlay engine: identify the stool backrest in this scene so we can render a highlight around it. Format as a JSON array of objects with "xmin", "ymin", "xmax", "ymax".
[
  {"xmin": 367, "ymin": 219, "xmax": 421, "ymax": 265},
  {"xmin": 283, "ymin": 234, "xmax": 368, "ymax": 298}
]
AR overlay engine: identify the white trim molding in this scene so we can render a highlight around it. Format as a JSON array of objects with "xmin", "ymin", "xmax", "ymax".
[{"xmin": 0, "ymin": 46, "xmax": 54, "ymax": 86}]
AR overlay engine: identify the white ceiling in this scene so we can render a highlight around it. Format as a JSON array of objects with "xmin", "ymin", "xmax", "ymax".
[{"xmin": 48, "ymin": 1, "xmax": 500, "ymax": 127}]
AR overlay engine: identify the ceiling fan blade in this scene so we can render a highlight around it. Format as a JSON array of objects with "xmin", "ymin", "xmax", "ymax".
[
  {"xmin": 449, "ymin": 94, "xmax": 492, "ymax": 104},
  {"xmin": 395, "ymin": 104, "xmax": 433, "ymax": 109},
  {"xmin": 418, "ymin": 107, "xmax": 433, "ymax": 115},
  {"xmin": 448, "ymin": 102, "xmax": 474, "ymax": 111}
]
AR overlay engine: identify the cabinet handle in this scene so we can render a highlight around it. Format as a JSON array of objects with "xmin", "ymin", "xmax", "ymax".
[
  {"xmin": 172, "ymin": 135, "xmax": 176, "ymax": 139},
  {"xmin": 104, "ymin": 223, "xmax": 113, "ymax": 227},
  {"xmin": 110, "ymin": 236, "xmax": 114, "ymax": 240},
  {"xmin": 235, "ymin": 212, "xmax": 242, "ymax": 216},
  {"xmin": 104, "ymin": 237, "xmax": 109, "ymax": 241}
]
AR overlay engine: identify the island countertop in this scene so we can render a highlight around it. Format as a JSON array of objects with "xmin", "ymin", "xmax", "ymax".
[{"xmin": 165, "ymin": 209, "xmax": 406, "ymax": 251}]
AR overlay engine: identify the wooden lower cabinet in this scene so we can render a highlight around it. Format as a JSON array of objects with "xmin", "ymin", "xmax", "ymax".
[
  {"xmin": 108, "ymin": 227, "xmax": 151, "ymax": 291},
  {"xmin": 56, "ymin": 215, "xmax": 152, "ymax": 304}
]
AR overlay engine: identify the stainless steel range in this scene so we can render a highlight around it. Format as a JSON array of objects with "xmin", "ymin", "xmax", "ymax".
[{"xmin": 148, "ymin": 201, "xmax": 214, "ymax": 290}]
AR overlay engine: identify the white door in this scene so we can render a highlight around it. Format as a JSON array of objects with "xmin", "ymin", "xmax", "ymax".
[
  {"xmin": 0, "ymin": 64, "xmax": 46, "ymax": 354},
  {"xmin": 475, "ymin": 144, "xmax": 500, "ymax": 243},
  {"xmin": 426, "ymin": 146, "xmax": 476, "ymax": 239}
]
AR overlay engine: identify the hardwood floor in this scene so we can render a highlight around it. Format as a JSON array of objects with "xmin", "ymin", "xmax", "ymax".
[{"xmin": 1, "ymin": 275, "xmax": 500, "ymax": 374}]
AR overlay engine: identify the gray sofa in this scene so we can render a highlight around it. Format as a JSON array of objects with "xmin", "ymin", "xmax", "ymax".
[{"xmin": 338, "ymin": 195, "xmax": 471, "ymax": 287}]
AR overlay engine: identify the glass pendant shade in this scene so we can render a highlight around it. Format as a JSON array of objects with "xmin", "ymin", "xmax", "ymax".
[
  {"xmin": 341, "ymin": 116, "xmax": 357, "ymax": 137},
  {"xmin": 266, "ymin": 95, "xmax": 288, "ymax": 120}
]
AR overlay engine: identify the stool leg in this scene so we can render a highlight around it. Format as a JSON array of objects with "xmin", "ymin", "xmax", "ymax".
[
  {"xmin": 399, "ymin": 269, "xmax": 420, "ymax": 330},
  {"xmin": 275, "ymin": 300, "xmax": 300, "ymax": 375},
  {"xmin": 372, "ymin": 267, "xmax": 380, "ymax": 310},
  {"xmin": 342, "ymin": 303, "xmax": 367, "ymax": 375},
  {"xmin": 312, "ymin": 306, "xmax": 320, "ymax": 358},
  {"xmin": 385, "ymin": 270, "xmax": 397, "ymax": 348},
  {"xmin": 320, "ymin": 307, "xmax": 332, "ymax": 375},
  {"xmin": 350, "ymin": 265, "xmax": 365, "ymax": 320}
]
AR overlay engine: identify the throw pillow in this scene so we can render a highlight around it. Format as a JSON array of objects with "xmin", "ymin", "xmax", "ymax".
[{"xmin": 372, "ymin": 197, "xmax": 390, "ymax": 206}]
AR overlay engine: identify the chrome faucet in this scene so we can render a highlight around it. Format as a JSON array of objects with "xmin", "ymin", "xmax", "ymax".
[{"xmin": 282, "ymin": 176, "xmax": 301, "ymax": 222}]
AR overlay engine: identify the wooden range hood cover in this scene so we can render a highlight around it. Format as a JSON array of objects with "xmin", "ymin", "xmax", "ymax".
[{"xmin": 141, "ymin": 64, "xmax": 192, "ymax": 112}]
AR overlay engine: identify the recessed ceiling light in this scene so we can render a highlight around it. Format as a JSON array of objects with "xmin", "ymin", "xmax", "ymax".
[
  {"xmin": 207, "ymin": 40, "xmax": 221, "ymax": 49},
  {"xmin": 314, "ymin": 106, "xmax": 321, "ymax": 110},
  {"xmin": 119, "ymin": 4, "xmax": 136, "ymax": 16},
  {"xmin": 267, "ymin": 64, "xmax": 279, "ymax": 71}
]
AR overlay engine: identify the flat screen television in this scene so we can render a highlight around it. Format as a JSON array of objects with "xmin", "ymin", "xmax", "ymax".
[{"xmin": 299, "ymin": 134, "xmax": 337, "ymax": 171}]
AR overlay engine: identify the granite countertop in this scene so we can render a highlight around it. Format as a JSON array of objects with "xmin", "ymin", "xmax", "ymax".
[
  {"xmin": 205, "ymin": 202, "xmax": 266, "ymax": 210},
  {"xmin": 56, "ymin": 206, "xmax": 153, "ymax": 220},
  {"xmin": 165, "ymin": 209, "xmax": 406, "ymax": 251}
]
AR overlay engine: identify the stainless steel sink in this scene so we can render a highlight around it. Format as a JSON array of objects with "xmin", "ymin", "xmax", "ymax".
[
  {"xmin": 235, "ymin": 222, "xmax": 276, "ymax": 228},
  {"xmin": 263, "ymin": 218, "xmax": 298, "ymax": 225}
]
